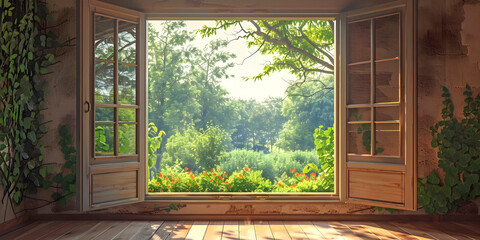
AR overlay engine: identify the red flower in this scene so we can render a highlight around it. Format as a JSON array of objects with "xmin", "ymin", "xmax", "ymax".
[
  {"xmin": 295, "ymin": 173, "xmax": 300, "ymax": 177},
  {"xmin": 185, "ymin": 167, "xmax": 189, "ymax": 171},
  {"xmin": 291, "ymin": 184, "xmax": 296, "ymax": 187},
  {"xmin": 239, "ymin": 174, "xmax": 243, "ymax": 178},
  {"xmin": 229, "ymin": 185, "xmax": 232, "ymax": 188},
  {"xmin": 156, "ymin": 182, "xmax": 160, "ymax": 185},
  {"xmin": 150, "ymin": 189, "xmax": 154, "ymax": 192},
  {"xmin": 225, "ymin": 181, "xmax": 229, "ymax": 184},
  {"xmin": 203, "ymin": 173, "xmax": 207, "ymax": 177},
  {"xmin": 220, "ymin": 169, "xmax": 223, "ymax": 171},
  {"xmin": 290, "ymin": 168, "xmax": 296, "ymax": 173},
  {"xmin": 210, "ymin": 180, "xmax": 213, "ymax": 182},
  {"xmin": 160, "ymin": 190, "xmax": 164, "ymax": 192},
  {"xmin": 314, "ymin": 178, "xmax": 317, "ymax": 181},
  {"xmin": 165, "ymin": 177, "xmax": 169, "ymax": 181},
  {"xmin": 159, "ymin": 173, "xmax": 163, "ymax": 178},
  {"xmin": 211, "ymin": 168, "xmax": 214, "ymax": 171},
  {"xmin": 244, "ymin": 168, "xmax": 249, "ymax": 172},
  {"xmin": 218, "ymin": 176, "xmax": 222, "ymax": 179},
  {"xmin": 190, "ymin": 175, "xmax": 195, "ymax": 179},
  {"xmin": 310, "ymin": 172, "xmax": 317, "ymax": 177},
  {"xmin": 188, "ymin": 171, "xmax": 192, "ymax": 174},
  {"xmin": 195, "ymin": 183, "xmax": 198, "ymax": 185},
  {"xmin": 278, "ymin": 183, "xmax": 283, "ymax": 187},
  {"xmin": 167, "ymin": 185, "xmax": 171, "ymax": 188},
  {"xmin": 225, "ymin": 173, "xmax": 228, "ymax": 176},
  {"xmin": 172, "ymin": 180, "xmax": 175, "ymax": 183},
  {"xmin": 213, "ymin": 173, "xmax": 217, "ymax": 176}
]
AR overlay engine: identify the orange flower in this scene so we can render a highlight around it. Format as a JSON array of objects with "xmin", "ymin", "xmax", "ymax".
[
  {"xmin": 244, "ymin": 168, "xmax": 249, "ymax": 172},
  {"xmin": 195, "ymin": 183, "xmax": 198, "ymax": 185},
  {"xmin": 190, "ymin": 175, "xmax": 195, "ymax": 179},
  {"xmin": 291, "ymin": 184, "xmax": 296, "ymax": 187},
  {"xmin": 167, "ymin": 185, "xmax": 171, "ymax": 188},
  {"xmin": 295, "ymin": 173, "xmax": 300, "ymax": 177},
  {"xmin": 213, "ymin": 173, "xmax": 217, "ymax": 176},
  {"xmin": 278, "ymin": 183, "xmax": 283, "ymax": 187},
  {"xmin": 225, "ymin": 181, "xmax": 229, "ymax": 184},
  {"xmin": 185, "ymin": 167, "xmax": 189, "ymax": 171},
  {"xmin": 255, "ymin": 182, "xmax": 258, "ymax": 184},
  {"xmin": 172, "ymin": 180, "xmax": 175, "ymax": 183},
  {"xmin": 229, "ymin": 185, "xmax": 232, "ymax": 188},
  {"xmin": 220, "ymin": 169, "xmax": 223, "ymax": 171},
  {"xmin": 225, "ymin": 173, "xmax": 228, "ymax": 176},
  {"xmin": 188, "ymin": 171, "xmax": 192, "ymax": 174},
  {"xmin": 150, "ymin": 189, "xmax": 153, "ymax": 192},
  {"xmin": 165, "ymin": 177, "xmax": 169, "ymax": 181},
  {"xmin": 310, "ymin": 172, "xmax": 317, "ymax": 177},
  {"xmin": 176, "ymin": 178, "xmax": 180, "ymax": 181},
  {"xmin": 239, "ymin": 174, "xmax": 243, "ymax": 178},
  {"xmin": 290, "ymin": 168, "xmax": 296, "ymax": 173},
  {"xmin": 170, "ymin": 173, "xmax": 173, "ymax": 177},
  {"xmin": 156, "ymin": 182, "xmax": 160, "ymax": 185},
  {"xmin": 160, "ymin": 190, "xmax": 164, "ymax": 192},
  {"xmin": 218, "ymin": 176, "xmax": 222, "ymax": 179},
  {"xmin": 203, "ymin": 173, "xmax": 207, "ymax": 177},
  {"xmin": 210, "ymin": 180, "xmax": 213, "ymax": 182},
  {"xmin": 159, "ymin": 173, "xmax": 163, "ymax": 177},
  {"xmin": 321, "ymin": 176, "xmax": 325, "ymax": 179}
]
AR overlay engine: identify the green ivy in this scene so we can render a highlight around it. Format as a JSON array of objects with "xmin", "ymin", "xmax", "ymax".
[
  {"xmin": 418, "ymin": 85, "xmax": 480, "ymax": 214},
  {"xmin": 41, "ymin": 125, "xmax": 76, "ymax": 205},
  {"xmin": 0, "ymin": 0, "xmax": 58, "ymax": 209}
]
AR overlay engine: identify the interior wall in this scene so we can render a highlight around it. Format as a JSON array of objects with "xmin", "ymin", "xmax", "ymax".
[{"xmin": 19, "ymin": 0, "xmax": 480, "ymax": 216}]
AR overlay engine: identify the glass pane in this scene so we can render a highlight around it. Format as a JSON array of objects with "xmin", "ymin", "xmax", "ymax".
[
  {"xmin": 119, "ymin": 124, "xmax": 136, "ymax": 155},
  {"xmin": 375, "ymin": 60, "xmax": 399, "ymax": 103},
  {"xmin": 118, "ymin": 64, "xmax": 136, "ymax": 105},
  {"xmin": 95, "ymin": 124, "xmax": 114, "ymax": 156},
  {"xmin": 348, "ymin": 64, "xmax": 371, "ymax": 104},
  {"xmin": 375, "ymin": 106, "xmax": 400, "ymax": 121},
  {"xmin": 375, "ymin": 14, "xmax": 400, "ymax": 60},
  {"xmin": 118, "ymin": 21, "xmax": 137, "ymax": 64},
  {"xmin": 348, "ymin": 20, "xmax": 371, "ymax": 63},
  {"xmin": 95, "ymin": 107, "xmax": 114, "ymax": 122},
  {"xmin": 119, "ymin": 108, "xmax": 136, "ymax": 122},
  {"xmin": 94, "ymin": 16, "xmax": 115, "ymax": 61},
  {"xmin": 348, "ymin": 108, "xmax": 371, "ymax": 122},
  {"xmin": 95, "ymin": 61, "xmax": 114, "ymax": 104},
  {"xmin": 375, "ymin": 123, "xmax": 400, "ymax": 156},
  {"xmin": 348, "ymin": 124, "xmax": 371, "ymax": 154}
]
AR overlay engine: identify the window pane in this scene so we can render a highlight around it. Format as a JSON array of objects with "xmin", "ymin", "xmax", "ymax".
[
  {"xmin": 375, "ymin": 106, "xmax": 400, "ymax": 121},
  {"xmin": 95, "ymin": 124, "xmax": 114, "ymax": 156},
  {"xmin": 95, "ymin": 107, "xmax": 114, "ymax": 122},
  {"xmin": 118, "ymin": 64, "xmax": 137, "ymax": 105},
  {"xmin": 118, "ymin": 21, "xmax": 137, "ymax": 64},
  {"xmin": 375, "ymin": 14, "xmax": 400, "ymax": 60},
  {"xmin": 119, "ymin": 108, "xmax": 136, "ymax": 122},
  {"xmin": 95, "ymin": 61, "xmax": 114, "ymax": 104},
  {"xmin": 348, "ymin": 64, "xmax": 371, "ymax": 104},
  {"xmin": 348, "ymin": 20, "xmax": 371, "ymax": 63},
  {"xmin": 348, "ymin": 108, "xmax": 371, "ymax": 122},
  {"xmin": 348, "ymin": 124, "xmax": 371, "ymax": 154},
  {"xmin": 375, "ymin": 60, "xmax": 399, "ymax": 103},
  {"xmin": 94, "ymin": 16, "xmax": 115, "ymax": 61},
  {"xmin": 375, "ymin": 123, "xmax": 400, "ymax": 156},
  {"xmin": 119, "ymin": 124, "xmax": 136, "ymax": 155}
]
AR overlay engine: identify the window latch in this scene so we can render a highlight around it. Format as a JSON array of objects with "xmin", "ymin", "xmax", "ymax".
[{"xmin": 84, "ymin": 101, "xmax": 90, "ymax": 113}]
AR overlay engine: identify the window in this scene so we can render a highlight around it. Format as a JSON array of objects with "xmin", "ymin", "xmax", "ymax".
[{"xmin": 80, "ymin": 0, "xmax": 415, "ymax": 211}]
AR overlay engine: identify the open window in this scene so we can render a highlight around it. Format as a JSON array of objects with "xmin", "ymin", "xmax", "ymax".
[{"xmin": 80, "ymin": 0, "xmax": 415, "ymax": 211}]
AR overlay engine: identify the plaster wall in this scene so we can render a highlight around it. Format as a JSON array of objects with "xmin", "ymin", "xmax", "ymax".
[{"xmin": 19, "ymin": 0, "xmax": 480, "ymax": 216}]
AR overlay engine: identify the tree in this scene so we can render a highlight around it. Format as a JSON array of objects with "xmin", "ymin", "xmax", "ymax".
[{"xmin": 198, "ymin": 20, "xmax": 335, "ymax": 95}]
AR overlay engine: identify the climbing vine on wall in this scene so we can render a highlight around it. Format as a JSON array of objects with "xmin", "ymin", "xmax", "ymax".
[
  {"xmin": 0, "ymin": 0, "xmax": 58, "ymax": 213},
  {"xmin": 418, "ymin": 85, "xmax": 480, "ymax": 214}
]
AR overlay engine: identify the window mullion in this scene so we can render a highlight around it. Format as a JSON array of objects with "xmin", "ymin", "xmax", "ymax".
[
  {"xmin": 370, "ymin": 19, "xmax": 375, "ymax": 156},
  {"xmin": 114, "ymin": 19, "xmax": 119, "ymax": 156}
]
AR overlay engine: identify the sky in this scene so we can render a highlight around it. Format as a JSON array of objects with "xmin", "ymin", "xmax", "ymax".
[{"xmin": 149, "ymin": 20, "xmax": 294, "ymax": 101}]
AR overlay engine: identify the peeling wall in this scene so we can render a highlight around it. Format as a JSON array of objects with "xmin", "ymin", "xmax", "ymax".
[{"xmin": 20, "ymin": 0, "xmax": 480, "ymax": 216}]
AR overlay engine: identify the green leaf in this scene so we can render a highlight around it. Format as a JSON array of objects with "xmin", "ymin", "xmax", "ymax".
[{"xmin": 39, "ymin": 168, "xmax": 47, "ymax": 178}]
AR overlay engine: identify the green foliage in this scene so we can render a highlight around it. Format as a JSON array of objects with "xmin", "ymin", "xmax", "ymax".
[
  {"xmin": 302, "ymin": 126, "xmax": 335, "ymax": 192},
  {"xmin": 147, "ymin": 123, "xmax": 164, "ymax": 180},
  {"xmin": 42, "ymin": 125, "xmax": 76, "ymax": 205},
  {"xmin": 162, "ymin": 124, "xmax": 231, "ymax": 171},
  {"xmin": 0, "ymin": 0, "xmax": 58, "ymax": 207},
  {"xmin": 418, "ymin": 85, "xmax": 480, "ymax": 214},
  {"xmin": 148, "ymin": 166, "xmax": 331, "ymax": 193}
]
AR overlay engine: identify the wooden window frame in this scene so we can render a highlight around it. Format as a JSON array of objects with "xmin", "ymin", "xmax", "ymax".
[{"xmin": 78, "ymin": 0, "xmax": 416, "ymax": 211}]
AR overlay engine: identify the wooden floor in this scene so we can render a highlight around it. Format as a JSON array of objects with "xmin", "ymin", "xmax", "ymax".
[{"xmin": 1, "ymin": 220, "xmax": 479, "ymax": 240}]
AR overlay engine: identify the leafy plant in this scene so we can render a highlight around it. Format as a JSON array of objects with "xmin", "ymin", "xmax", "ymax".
[
  {"xmin": 303, "ymin": 125, "xmax": 335, "ymax": 192},
  {"xmin": 0, "ymin": 0, "xmax": 59, "ymax": 212},
  {"xmin": 147, "ymin": 123, "xmax": 164, "ymax": 180},
  {"xmin": 418, "ymin": 85, "xmax": 480, "ymax": 214},
  {"xmin": 42, "ymin": 125, "xmax": 76, "ymax": 205}
]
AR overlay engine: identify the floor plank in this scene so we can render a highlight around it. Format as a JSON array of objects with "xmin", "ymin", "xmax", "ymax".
[
  {"xmin": 325, "ymin": 222, "xmax": 365, "ymax": 240},
  {"xmin": 151, "ymin": 221, "xmax": 178, "ymax": 240},
  {"xmin": 312, "ymin": 222, "xmax": 345, "ymax": 240},
  {"xmin": 390, "ymin": 222, "xmax": 437, "ymax": 240},
  {"xmin": 222, "ymin": 221, "xmax": 239, "ymax": 240},
  {"xmin": 342, "ymin": 221, "xmax": 382, "ymax": 239},
  {"xmin": 254, "ymin": 221, "xmax": 274, "ymax": 240},
  {"xmin": 129, "ymin": 221, "xmax": 164, "ymax": 240},
  {"xmin": 56, "ymin": 221, "xmax": 101, "ymax": 240},
  {"xmin": 41, "ymin": 221, "xmax": 90, "ymax": 240},
  {"xmin": 76, "ymin": 221, "xmax": 119, "ymax": 240},
  {"xmin": 167, "ymin": 221, "xmax": 194, "ymax": 240},
  {"xmin": 298, "ymin": 221, "xmax": 326, "ymax": 240},
  {"xmin": 344, "ymin": 222, "xmax": 397, "ymax": 240},
  {"xmin": 412, "ymin": 222, "xmax": 459, "ymax": 240},
  {"xmin": 269, "ymin": 221, "xmax": 291, "ymax": 240},
  {"xmin": 436, "ymin": 222, "xmax": 480, "ymax": 239},
  {"xmin": 91, "ymin": 221, "xmax": 132, "ymax": 240},
  {"xmin": 453, "ymin": 222, "xmax": 480, "ymax": 236},
  {"xmin": 374, "ymin": 222, "xmax": 420, "ymax": 240},
  {"xmin": 283, "ymin": 221, "xmax": 309, "ymax": 240},
  {"xmin": 112, "ymin": 221, "xmax": 152, "ymax": 240},
  {"xmin": 203, "ymin": 221, "xmax": 224, "ymax": 240},
  {"xmin": 16, "ymin": 221, "xmax": 70, "ymax": 240},
  {"xmin": 238, "ymin": 221, "xmax": 256, "ymax": 240},
  {"xmin": 185, "ymin": 221, "xmax": 209, "ymax": 240}
]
